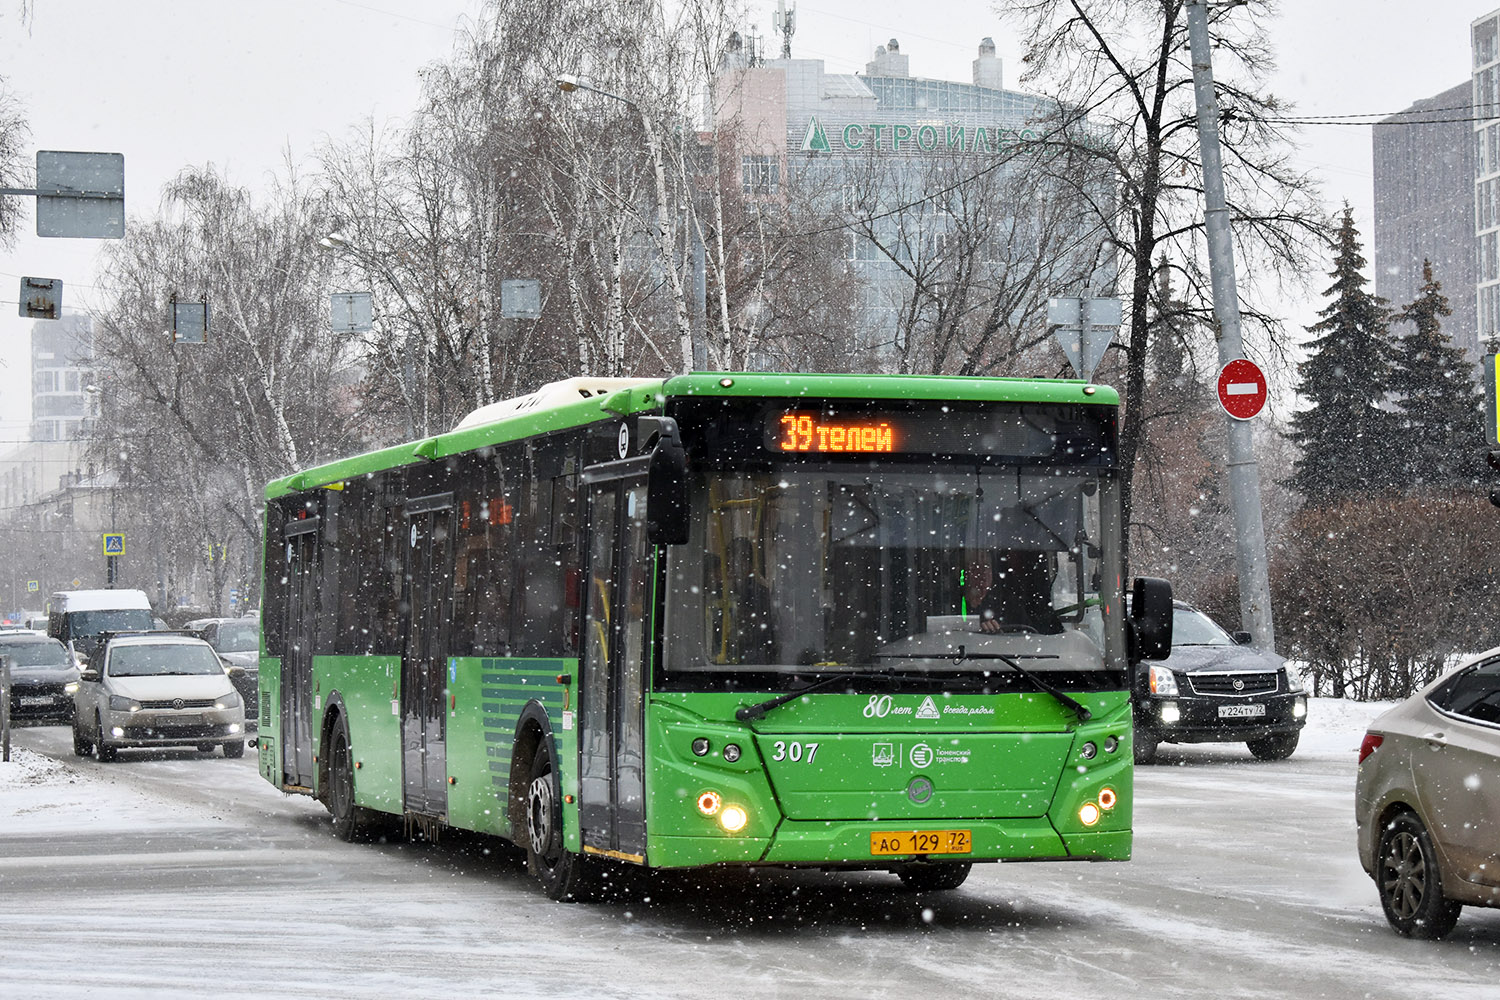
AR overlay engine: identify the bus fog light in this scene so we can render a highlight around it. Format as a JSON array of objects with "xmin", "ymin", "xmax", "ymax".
[
  {"xmin": 722, "ymin": 743, "xmax": 742, "ymax": 763},
  {"xmin": 718, "ymin": 805, "xmax": 749, "ymax": 832},
  {"xmin": 1079, "ymin": 741, "xmax": 1097, "ymax": 760},
  {"xmin": 696, "ymin": 791, "xmax": 721, "ymax": 816},
  {"xmin": 691, "ymin": 738, "xmax": 710, "ymax": 757},
  {"xmin": 1079, "ymin": 802, "xmax": 1101, "ymax": 827},
  {"xmin": 1099, "ymin": 787, "xmax": 1117, "ymax": 810},
  {"xmin": 1293, "ymin": 698, "xmax": 1307, "ymax": 719},
  {"xmin": 1104, "ymin": 736, "xmax": 1119, "ymax": 754},
  {"xmin": 1159, "ymin": 701, "xmax": 1180, "ymax": 724}
]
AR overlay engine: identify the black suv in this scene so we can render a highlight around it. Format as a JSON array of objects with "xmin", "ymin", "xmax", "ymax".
[{"xmin": 1133, "ymin": 602, "xmax": 1308, "ymax": 763}]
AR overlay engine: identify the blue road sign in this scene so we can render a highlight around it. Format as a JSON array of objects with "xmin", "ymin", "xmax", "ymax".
[{"xmin": 102, "ymin": 533, "xmax": 125, "ymax": 556}]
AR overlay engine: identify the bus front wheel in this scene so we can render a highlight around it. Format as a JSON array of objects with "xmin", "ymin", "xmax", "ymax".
[
  {"xmin": 895, "ymin": 862, "xmax": 972, "ymax": 892},
  {"xmin": 525, "ymin": 742, "xmax": 600, "ymax": 902}
]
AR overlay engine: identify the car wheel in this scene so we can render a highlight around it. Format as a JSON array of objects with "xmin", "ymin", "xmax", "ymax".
[
  {"xmin": 71, "ymin": 719, "xmax": 93, "ymax": 757},
  {"xmin": 1377, "ymin": 811, "xmax": 1462, "ymax": 939},
  {"xmin": 223, "ymin": 740, "xmax": 246, "ymax": 759},
  {"xmin": 327, "ymin": 717, "xmax": 377, "ymax": 842},
  {"xmin": 1246, "ymin": 732, "xmax": 1299, "ymax": 761},
  {"xmin": 1133, "ymin": 730, "xmax": 1159, "ymax": 765},
  {"xmin": 95, "ymin": 713, "xmax": 117, "ymax": 762},
  {"xmin": 895, "ymin": 863, "xmax": 972, "ymax": 892},
  {"xmin": 525, "ymin": 741, "xmax": 601, "ymax": 902}
]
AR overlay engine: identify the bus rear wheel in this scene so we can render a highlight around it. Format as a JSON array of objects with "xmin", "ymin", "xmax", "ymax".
[
  {"xmin": 328, "ymin": 718, "xmax": 376, "ymax": 842},
  {"xmin": 895, "ymin": 862, "xmax": 972, "ymax": 892},
  {"xmin": 525, "ymin": 742, "xmax": 600, "ymax": 902}
]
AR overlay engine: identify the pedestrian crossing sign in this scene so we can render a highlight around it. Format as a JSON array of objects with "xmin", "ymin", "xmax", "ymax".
[{"xmin": 103, "ymin": 533, "xmax": 125, "ymax": 556}]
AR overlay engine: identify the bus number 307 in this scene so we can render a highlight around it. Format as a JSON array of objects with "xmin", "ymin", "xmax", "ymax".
[{"xmin": 770, "ymin": 741, "xmax": 819, "ymax": 764}]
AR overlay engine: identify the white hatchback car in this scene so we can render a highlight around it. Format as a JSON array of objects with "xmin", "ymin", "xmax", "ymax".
[{"xmin": 71, "ymin": 632, "xmax": 247, "ymax": 761}]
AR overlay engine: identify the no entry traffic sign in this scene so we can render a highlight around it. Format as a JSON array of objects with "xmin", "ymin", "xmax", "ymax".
[{"xmin": 1217, "ymin": 358, "xmax": 1267, "ymax": 420}]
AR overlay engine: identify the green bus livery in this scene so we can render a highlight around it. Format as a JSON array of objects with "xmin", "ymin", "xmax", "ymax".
[{"xmin": 257, "ymin": 372, "xmax": 1173, "ymax": 899}]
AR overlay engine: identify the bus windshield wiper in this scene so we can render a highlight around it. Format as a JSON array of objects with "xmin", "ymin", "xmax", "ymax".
[
  {"xmin": 734, "ymin": 670, "xmax": 936, "ymax": 722},
  {"xmin": 945, "ymin": 645, "xmax": 1093, "ymax": 722}
]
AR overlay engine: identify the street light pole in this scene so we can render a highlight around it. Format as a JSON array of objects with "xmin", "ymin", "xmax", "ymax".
[
  {"xmin": 557, "ymin": 74, "xmax": 700, "ymax": 372},
  {"xmin": 1186, "ymin": 1, "xmax": 1275, "ymax": 650}
]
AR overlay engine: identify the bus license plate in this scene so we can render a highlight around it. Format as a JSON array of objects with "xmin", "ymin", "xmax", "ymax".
[
  {"xmin": 870, "ymin": 830, "xmax": 972, "ymax": 856},
  {"xmin": 1218, "ymin": 703, "xmax": 1266, "ymax": 718}
]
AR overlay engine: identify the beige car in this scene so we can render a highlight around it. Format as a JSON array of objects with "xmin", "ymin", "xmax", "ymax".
[
  {"xmin": 71, "ymin": 632, "xmax": 246, "ymax": 761},
  {"xmin": 1355, "ymin": 648, "xmax": 1500, "ymax": 938}
]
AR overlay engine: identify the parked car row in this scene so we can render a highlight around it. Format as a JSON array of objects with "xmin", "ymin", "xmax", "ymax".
[{"xmin": 2, "ymin": 588, "xmax": 261, "ymax": 763}]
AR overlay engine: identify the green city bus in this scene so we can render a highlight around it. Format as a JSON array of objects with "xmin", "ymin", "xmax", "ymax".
[{"xmin": 257, "ymin": 372, "xmax": 1173, "ymax": 899}]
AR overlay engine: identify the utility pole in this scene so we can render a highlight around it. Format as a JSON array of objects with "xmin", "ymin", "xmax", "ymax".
[{"xmin": 1186, "ymin": 2, "xmax": 1276, "ymax": 650}]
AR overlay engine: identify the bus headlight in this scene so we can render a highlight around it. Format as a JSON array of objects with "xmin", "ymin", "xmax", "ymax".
[
  {"xmin": 1079, "ymin": 802, "xmax": 1101, "ymax": 827},
  {"xmin": 718, "ymin": 805, "xmax": 749, "ymax": 833}
]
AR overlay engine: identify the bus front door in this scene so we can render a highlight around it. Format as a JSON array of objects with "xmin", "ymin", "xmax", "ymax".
[
  {"xmin": 401, "ymin": 495, "xmax": 454, "ymax": 820},
  {"xmin": 281, "ymin": 519, "xmax": 320, "ymax": 790},
  {"xmin": 578, "ymin": 478, "xmax": 649, "ymax": 861}
]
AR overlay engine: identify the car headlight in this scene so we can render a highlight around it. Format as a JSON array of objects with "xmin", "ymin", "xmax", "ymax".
[
  {"xmin": 215, "ymin": 690, "xmax": 242, "ymax": 711},
  {"xmin": 1283, "ymin": 662, "xmax": 1307, "ymax": 693},
  {"xmin": 1149, "ymin": 664, "xmax": 1179, "ymax": 696},
  {"xmin": 108, "ymin": 695, "xmax": 142, "ymax": 713}
]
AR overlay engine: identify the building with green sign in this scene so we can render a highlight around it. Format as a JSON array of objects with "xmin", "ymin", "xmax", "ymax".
[{"xmin": 714, "ymin": 35, "xmax": 1113, "ymax": 372}]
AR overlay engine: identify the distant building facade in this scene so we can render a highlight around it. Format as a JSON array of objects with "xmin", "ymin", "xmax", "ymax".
[{"xmin": 1372, "ymin": 81, "xmax": 1477, "ymax": 358}]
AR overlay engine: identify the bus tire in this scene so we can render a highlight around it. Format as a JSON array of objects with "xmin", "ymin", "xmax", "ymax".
[
  {"xmin": 895, "ymin": 862, "xmax": 972, "ymax": 892},
  {"xmin": 525, "ymin": 742, "xmax": 599, "ymax": 902},
  {"xmin": 328, "ymin": 716, "xmax": 376, "ymax": 842}
]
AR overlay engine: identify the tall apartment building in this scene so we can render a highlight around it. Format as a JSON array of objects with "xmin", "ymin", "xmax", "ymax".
[
  {"xmin": 1475, "ymin": 10, "xmax": 1500, "ymax": 349},
  {"xmin": 30, "ymin": 313, "xmax": 93, "ymax": 441},
  {"xmin": 1372, "ymin": 82, "xmax": 1477, "ymax": 358}
]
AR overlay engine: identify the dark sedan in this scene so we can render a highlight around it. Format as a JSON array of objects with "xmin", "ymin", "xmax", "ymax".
[
  {"xmin": 1133, "ymin": 603, "xmax": 1308, "ymax": 763},
  {"xmin": 1, "ymin": 632, "xmax": 80, "ymax": 723}
]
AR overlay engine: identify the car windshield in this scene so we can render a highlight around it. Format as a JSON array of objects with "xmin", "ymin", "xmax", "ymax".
[
  {"xmin": 665, "ymin": 465, "xmax": 1122, "ymax": 679},
  {"xmin": 73, "ymin": 609, "xmax": 154, "ymax": 639},
  {"xmin": 1172, "ymin": 607, "xmax": 1236, "ymax": 646},
  {"xmin": 214, "ymin": 621, "xmax": 258, "ymax": 653},
  {"xmin": 106, "ymin": 644, "xmax": 225, "ymax": 677},
  {"xmin": 0, "ymin": 639, "xmax": 69, "ymax": 667}
]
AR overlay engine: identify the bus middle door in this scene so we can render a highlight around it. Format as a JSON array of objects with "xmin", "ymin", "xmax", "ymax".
[
  {"xmin": 401, "ymin": 493, "xmax": 454, "ymax": 820},
  {"xmin": 578, "ymin": 475, "xmax": 650, "ymax": 862}
]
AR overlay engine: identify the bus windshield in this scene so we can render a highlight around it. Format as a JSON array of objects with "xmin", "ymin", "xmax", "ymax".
[{"xmin": 664, "ymin": 464, "xmax": 1123, "ymax": 684}]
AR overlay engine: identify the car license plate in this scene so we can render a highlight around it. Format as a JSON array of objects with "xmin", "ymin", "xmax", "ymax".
[
  {"xmin": 870, "ymin": 830, "xmax": 972, "ymax": 856},
  {"xmin": 1218, "ymin": 703, "xmax": 1266, "ymax": 719},
  {"xmin": 18, "ymin": 695, "xmax": 51, "ymax": 707}
]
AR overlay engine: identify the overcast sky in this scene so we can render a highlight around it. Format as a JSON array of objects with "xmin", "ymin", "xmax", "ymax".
[{"xmin": 0, "ymin": 0, "xmax": 1486, "ymax": 443}]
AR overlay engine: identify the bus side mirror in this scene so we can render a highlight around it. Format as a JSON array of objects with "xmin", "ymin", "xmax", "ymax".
[
  {"xmin": 1131, "ymin": 577, "xmax": 1173, "ymax": 660},
  {"xmin": 638, "ymin": 416, "xmax": 690, "ymax": 546}
]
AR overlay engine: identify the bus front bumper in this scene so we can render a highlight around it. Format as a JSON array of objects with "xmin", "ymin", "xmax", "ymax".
[{"xmin": 647, "ymin": 819, "xmax": 1130, "ymax": 869}]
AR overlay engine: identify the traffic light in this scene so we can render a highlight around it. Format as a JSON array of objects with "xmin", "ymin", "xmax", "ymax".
[{"xmin": 1488, "ymin": 449, "xmax": 1500, "ymax": 508}]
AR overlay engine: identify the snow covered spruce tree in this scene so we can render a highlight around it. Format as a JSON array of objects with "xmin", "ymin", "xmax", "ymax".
[
  {"xmin": 1286, "ymin": 207, "xmax": 1399, "ymax": 504},
  {"xmin": 1389, "ymin": 260, "xmax": 1482, "ymax": 490}
]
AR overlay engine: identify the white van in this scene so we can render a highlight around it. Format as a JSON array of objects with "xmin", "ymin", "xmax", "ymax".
[{"xmin": 48, "ymin": 589, "xmax": 155, "ymax": 665}]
